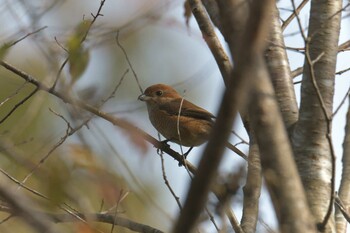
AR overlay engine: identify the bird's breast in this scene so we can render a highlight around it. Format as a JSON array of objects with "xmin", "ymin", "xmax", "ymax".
[{"xmin": 147, "ymin": 107, "xmax": 212, "ymax": 147}]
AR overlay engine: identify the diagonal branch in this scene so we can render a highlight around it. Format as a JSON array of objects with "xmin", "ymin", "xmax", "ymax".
[
  {"xmin": 281, "ymin": 0, "xmax": 309, "ymax": 31},
  {"xmin": 0, "ymin": 205, "xmax": 164, "ymax": 233},
  {"xmin": 188, "ymin": 0, "xmax": 232, "ymax": 85}
]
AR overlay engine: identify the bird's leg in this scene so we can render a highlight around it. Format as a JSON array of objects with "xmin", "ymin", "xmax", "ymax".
[
  {"xmin": 178, "ymin": 147, "xmax": 193, "ymax": 167},
  {"xmin": 184, "ymin": 147, "xmax": 193, "ymax": 158}
]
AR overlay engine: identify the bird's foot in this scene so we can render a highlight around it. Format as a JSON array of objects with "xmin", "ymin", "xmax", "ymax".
[
  {"xmin": 178, "ymin": 147, "xmax": 193, "ymax": 166},
  {"xmin": 184, "ymin": 147, "xmax": 193, "ymax": 157}
]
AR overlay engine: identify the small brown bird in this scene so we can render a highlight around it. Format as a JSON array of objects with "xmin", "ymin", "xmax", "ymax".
[{"xmin": 138, "ymin": 84, "xmax": 247, "ymax": 160}]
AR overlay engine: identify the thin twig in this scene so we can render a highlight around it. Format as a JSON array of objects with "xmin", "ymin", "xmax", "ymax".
[
  {"xmin": 339, "ymin": 39, "xmax": 350, "ymax": 51},
  {"xmin": 293, "ymin": 58, "xmax": 345, "ymax": 79},
  {"xmin": 0, "ymin": 87, "xmax": 39, "ymax": 124},
  {"xmin": 54, "ymin": 36, "xmax": 68, "ymax": 52},
  {"xmin": 10, "ymin": 26, "xmax": 48, "ymax": 47},
  {"xmin": 94, "ymin": 124, "xmax": 174, "ymax": 221},
  {"xmin": 177, "ymin": 95, "xmax": 186, "ymax": 157},
  {"xmin": 333, "ymin": 85, "xmax": 350, "ymax": 117},
  {"xmin": 159, "ymin": 152, "xmax": 183, "ymax": 210},
  {"xmin": 291, "ymin": 0, "xmax": 307, "ymax": 41},
  {"xmin": 0, "ymin": 182, "xmax": 55, "ymax": 233},
  {"xmin": 101, "ymin": 69, "xmax": 129, "ymax": 103},
  {"xmin": 81, "ymin": 0, "xmax": 106, "ymax": 43},
  {"xmin": 51, "ymin": 0, "xmax": 107, "ymax": 89},
  {"xmin": 0, "ymin": 214, "xmax": 13, "ymax": 225},
  {"xmin": 52, "ymin": 58, "xmax": 69, "ymax": 89},
  {"xmin": 0, "ymin": 204, "xmax": 164, "ymax": 233},
  {"xmin": 336, "ymin": 66, "xmax": 350, "ymax": 75},
  {"xmin": 115, "ymin": 31, "xmax": 143, "ymax": 93},
  {"xmin": 335, "ymin": 194, "xmax": 350, "ymax": 223},
  {"xmin": 281, "ymin": 0, "xmax": 309, "ymax": 31},
  {"xmin": 110, "ymin": 189, "xmax": 129, "ymax": 233},
  {"xmin": 231, "ymin": 130, "xmax": 249, "ymax": 145},
  {"xmin": 292, "ymin": 66, "xmax": 303, "ymax": 78},
  {"xmin": 0, "ymin": 81, "xmax": 28, "ymax": 107},
  {"xmin": 0, "ymin": 167, "xmax": 95, "ymax": 228},
  {"xmin": 19, "ymin": 109, "xmax": 89, "ymax": 186}
]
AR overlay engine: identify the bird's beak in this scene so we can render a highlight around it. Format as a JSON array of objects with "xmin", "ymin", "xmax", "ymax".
[{"xmin": 138, "ymin": 94, "xmax": 148, "ymax": 101}]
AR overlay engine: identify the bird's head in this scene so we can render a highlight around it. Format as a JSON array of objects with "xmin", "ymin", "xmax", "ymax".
[{"xmin": 138, "ymin": 84, "xmax": 181, "ymax": 104}]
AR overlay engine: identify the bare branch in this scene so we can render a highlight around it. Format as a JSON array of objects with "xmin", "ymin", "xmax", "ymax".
[
  {"xmin": 187, "ymin": 0, "xmax": 232, "ymax": 85},
  {"xmin": 0, "ymin": 81, "xmax": 28, "ymax": 107},
  {"xmin": 116, "ymin": 32, "xmax": 143, "ymax": 93},
  {"xmin": 281, "ymin": 0, "xmax": 309, "ymax": 31},
  {"xmin": 0, "ymin": 167, "xmax": 96, "ymax": 227},
  {"xmin": 0, "ymin": 205, "xmax": 164, "ymax": 233},
  {"xmin": 335, "ymin": 194, "xmax": 350, "ymax": 225},
  {"xmin": 0, "ymin": 87, "xmax": 38, "ymax": 125},
  {"xmin": 10, "ymin": 26, "xmax": 48, "ymax": 47},
  {"xmin": 333, "ymin": 86, "xmax": 350, "ymax": 117},
  {"xmin": 159, "ymin": 152, "xmax": 183, "ymax": 210},
  {"xmin": 241, "ymin": 142, "xmax": 261, "ymax": 233},
  {"xmin": 52, "ymin": 0, "xmax": 107, "ymax": 89},
  {"xmin": 18, "ymin": 109, "xmax": 88, "ymax": 186}
]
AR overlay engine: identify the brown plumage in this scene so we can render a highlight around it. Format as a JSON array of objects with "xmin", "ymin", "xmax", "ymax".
[
  {"xmin": 138, "ymin": 84, "xmax": 247, "ymax": 160},
  {"xmin": 138, "ymin": 84, "xmax": 214, "ymax": 147}
]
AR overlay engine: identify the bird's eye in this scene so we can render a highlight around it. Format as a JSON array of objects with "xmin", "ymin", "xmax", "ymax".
[{"xmin": 155, "ymin": 90, "xmax": 163, "ymax": 96}]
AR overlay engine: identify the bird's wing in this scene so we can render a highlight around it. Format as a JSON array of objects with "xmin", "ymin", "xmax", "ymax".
[{"xmin": 159, "ymin": 99, "xmax": 215, "ymax": 122}]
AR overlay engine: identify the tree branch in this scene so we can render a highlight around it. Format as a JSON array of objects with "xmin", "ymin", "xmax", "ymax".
[
  {"xmin": 172, "ymin": 1, "xmax": 274, "ymax": 232},
  {"xmin": 265, "ymin": 6, "xmax": 299, "ymax": 128},
  {"xmin": 0, "ymin": 205, "xmax": 164, "ymax": 233},
  {"xmin": 291, "ymin": 0, "xmax": 342, "ymax": 230},
  {"xmin": 188, "ymin": 0, "xmax": 232, "ymax": 85}
]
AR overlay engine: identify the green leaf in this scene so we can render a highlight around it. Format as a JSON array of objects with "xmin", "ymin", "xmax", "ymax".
[
  {"xmin": 68, "ymin": 48, "xmax": 90, "ymax": 83},
  {"xmin": 67, "ymin": 20, "xmax": 92, "ymax": 83}
]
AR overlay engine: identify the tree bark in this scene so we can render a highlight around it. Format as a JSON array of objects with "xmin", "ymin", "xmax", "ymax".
[
  {"xmin": 248, "ymin": 57, "xmax": 317, "ymax": 233},
  {"xmin": 292, "ymin": 0, "xmax": 342, "ymax": 232},
  {"xmin": 265, "ymin": 6, "xmax": 299, "ymax": 129},
  {"xmin": 241, "ymin": 140, "xmax": 261, "ymax": 233}
]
